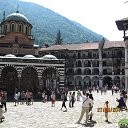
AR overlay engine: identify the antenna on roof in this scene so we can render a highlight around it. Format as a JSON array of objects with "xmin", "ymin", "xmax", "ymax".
[
  {"xmin": 16, "ymin": 5, "xmax": 19, "ymax": 13},
  {"xmin": 2, "ymin": 11, "xmax": 5, "ymax": 21}
]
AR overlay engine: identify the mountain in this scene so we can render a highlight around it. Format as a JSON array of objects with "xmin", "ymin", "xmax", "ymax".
[{"xmin": 0, "ymin": 0, "xmax": 105, "ymax": 46}]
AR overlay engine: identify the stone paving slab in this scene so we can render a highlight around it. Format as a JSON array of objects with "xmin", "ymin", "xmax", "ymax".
[{"xmin": 0, "ymin": 91, "xmax": 127, "ymax": 128}]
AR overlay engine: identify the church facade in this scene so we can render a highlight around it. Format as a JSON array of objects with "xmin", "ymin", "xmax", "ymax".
[{"xmin": 0, "ymin": 11, "xmax": 65, "ymax": 97}]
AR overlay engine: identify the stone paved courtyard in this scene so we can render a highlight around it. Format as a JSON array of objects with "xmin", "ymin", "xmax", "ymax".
[{"xmin": 0, "ymin": 91, "xmax": 128, "ymax": 128}]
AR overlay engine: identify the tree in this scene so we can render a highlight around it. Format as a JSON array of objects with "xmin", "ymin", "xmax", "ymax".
[
  {"xmin": 55, "ymin": 30, "xmax": 63, "ymax": 45},
  {"xmin": 45, "ymin": 43, "xmax": 49, "ymax": 47}
]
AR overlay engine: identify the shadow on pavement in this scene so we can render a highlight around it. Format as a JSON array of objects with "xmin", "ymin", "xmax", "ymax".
[{"xmin": 82, "ymin": 120, "xmax": 97, "ymax": 127}]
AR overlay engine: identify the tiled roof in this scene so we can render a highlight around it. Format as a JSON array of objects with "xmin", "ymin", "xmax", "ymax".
[
  {"xmin": 39, "ymin": 45, "xmax": 67, "ymax": 51},
  {"xmin": 39, "ymin": 41, "xmax": 125, "ymax": 52},
  {"xmin": 103, "ymin": 41, "xmax": 124, "ymax": 49},
  {"xmin": 39, "ymin": 42, "xmax": 99, "ymax": 51}
]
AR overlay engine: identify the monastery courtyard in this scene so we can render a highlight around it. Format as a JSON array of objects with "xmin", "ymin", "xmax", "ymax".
[{"xmin": 0, "ymin": 90, "xmax": 128, "ymax": 128}]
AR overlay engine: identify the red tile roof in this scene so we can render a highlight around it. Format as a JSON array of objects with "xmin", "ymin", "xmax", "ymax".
[
  {"xmin": 39, "ymin": 42, "xmax": 99, "ymax": 51},
  {"xmin": 39, "ymin": 41, "xmax": 125, "ymax": 52},
  {"xmin": 103, "ymin": 41, "xmax": 124, "ymax": 49}
]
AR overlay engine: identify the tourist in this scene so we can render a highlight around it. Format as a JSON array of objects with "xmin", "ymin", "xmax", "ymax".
[
  {"xmin": 14, "ymin": 92, "xmax": 18, "ymax": 106},
  {"xmin": 77, "ymin": 90, "xmax": 81, "ymax": 101},
  {"xmin": 88, "ymin": 93, "xmax": 94, "ymax": 121},
  {"xmin": 0, "ymin": 104, "xmax": 5, "ymax": 122},
  {"xmin": 68, "ymin": 92, "xmax": 72, "ymax": 108},
  {"xmin": 104, "ymin": 101, "xmax": 109, "ymax": 122},
  {"xmin": 60, "ymin": 92, "xmax": 67, "ymax": 112},
  {"xmin": 26, "ymin": 91, "xmax": 31, "ymax": 105},
  {"xmin": 42, "ymin": 91, "xmax": 45, "ymax": 103},
  {"xmin": 1, "ymin": 90, "xmax": 7, "ymax": 112},
  {"xmin": 116, "ymin": 95, "xmax": 127, "ymax": 109},
  {"xmin": 76, "ymin": 92, "xmax": 92, "ymax": 124},
  {"xmin": 51, "ymin": 92, "xmax": 56, "ymax": 107},
  {"xmin": 30, "ymin": 91, "xmax": 33, "ymax": 105},
  {"xmin": 121, "ymin": 90, "xmax": 127, "ymax": 105},
  {"xmin": 71, "ymin": 91, "xmax": 76, "ymax": 107},
  {"xmin": 20, "ymin": 91, "xmax": 26, "ymax": 105}
]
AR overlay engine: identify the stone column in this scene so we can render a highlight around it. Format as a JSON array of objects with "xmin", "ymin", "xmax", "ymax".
[
  {"xmin": 17, "ymin": 71, "xmax": 21, "ymax": 91},
  {"xmin": 99, "ymin": 47, "xmax": 103, "ymax": 88},
  {"xmin": 125, "ymin": 41, "xmax": 128, "ymax": 93}
]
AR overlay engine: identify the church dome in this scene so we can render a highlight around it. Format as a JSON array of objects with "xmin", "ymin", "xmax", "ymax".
[
  {"xmin": 4, "ymin": 54, "xmax": 16, "ymax": 58},
  {"xmin": 4, "ymin": 12, "xmax": 29, "ymax": 23},
  {"xmin": 23, "ymin": 55, "xmax": 36, "ymax": 58},
  {"xmin": 41, "ymin": 54, "xmax": 58, "ymax": 60}
]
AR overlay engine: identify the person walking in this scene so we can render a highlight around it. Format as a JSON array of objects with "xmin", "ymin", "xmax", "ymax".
[
  {"xmin": 76, "ymin": 92, "xmax": 92, "ymax": 124},
  {"xmin": 51, "ymin": 92, "xmax": 56, "ymax": 107},
  {"xmin": 104, "ymin": 101, "xmax": 109, "ymax": 122},
  {"xmin": 88, "ymin": 93, "xmax": 94, "ymax": 121},
  {"xmin": 68, "ymin": 92, "xmax": 72, "ymax": 108},
  {"xmin": 1, "ymin": 90, "xmax": 7, "ymax": 112},
  {"xmin": 71, "ymin": 91, "xmax": 76, "ymax": 107},
  {"xmin": 60, "ymin": 92, "xmax": 67, "ymax": 112}
]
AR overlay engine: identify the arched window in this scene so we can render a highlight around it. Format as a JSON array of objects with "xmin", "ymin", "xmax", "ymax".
[
  {"xmin": 19, "ymin": 24, "xmax": 23, "ymax": 32},
  {"xmin": 4, "ymin": 23, "xmax": 8, "ymax": 33},
  {"xmin": 26, "ymin": 26, "xmax": 28, "ymax": 35},
  {"xmin": 10, "ymin": 23, "xmax": 15, "ymax": 32}
]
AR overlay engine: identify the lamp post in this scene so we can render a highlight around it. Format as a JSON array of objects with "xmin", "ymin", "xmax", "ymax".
[{"xmin": 116, "ymin": 18, "xmax": 128, "ymax": 93}]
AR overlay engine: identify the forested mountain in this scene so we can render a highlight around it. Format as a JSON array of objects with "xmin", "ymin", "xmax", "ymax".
[{"xmin": 0, "ymin": 0, "xmax": 105, "ymax": 46}]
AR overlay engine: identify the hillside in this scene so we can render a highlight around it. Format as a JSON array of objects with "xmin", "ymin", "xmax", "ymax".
[{"xmin": 0, "ymin": 0, "xmax": 105, "ymax": 46}]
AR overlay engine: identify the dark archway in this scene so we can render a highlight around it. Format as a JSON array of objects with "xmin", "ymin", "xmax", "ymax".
[
  {"xmin": 103, "ymin": 76, "xmax": 112, "ymax": 89},
  {"xmin": 0, "ymin": 66, "xmax": 18, "ymax": 96},
  {"xmin": 20, "ymin": 67, "xmax": 38, "ymax": 92},
  {"xmin": 42, "ymin": 67, "xmax": 59, "ymax": 91}
]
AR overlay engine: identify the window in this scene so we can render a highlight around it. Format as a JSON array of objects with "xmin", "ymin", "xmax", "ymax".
[
  {"xmin": 19, "ymin": 24, "xmax": 23, "ymax": 32},
  {"xmin": 10, "ymin": 23, "xmax": 15, "ymax": 32},
  {"xmin": 4, "ymin": 23, "xmax": 8, "ymax": 33},
  {"xmin": 26, "ymin": 26, "xmax": 28, "ymax": 35}
]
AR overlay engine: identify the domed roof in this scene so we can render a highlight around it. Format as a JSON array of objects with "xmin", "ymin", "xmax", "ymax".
[
  {"xmin": 4, "ymin": 54, "xmax": 16, "ymax": 58},
  {"xmin": 41, "ymin": 54, "xmax": 58, "ymax": 60},
  {"xmin": 23, "ymin": 55, "xmax": 36, "ymax": 58},
  {"xmin": 4, "ymin": 12, "xmax": 29, "ymax": 23}
]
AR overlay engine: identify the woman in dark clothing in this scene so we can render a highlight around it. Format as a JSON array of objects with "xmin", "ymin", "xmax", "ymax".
[
  {"xmin": 116, "ymin": 96, "xmax": 127, "ymax": 109},
  {"xmin": 89, "ymin": 93, "xmax": 94, "ymax": 121},
  {"xmin": 60, "ymin": 93, "xmax": 67, "ymax": 112},
  {"xmin": 71, "ymin": 92, "xmax": 76, "ymax": 107}
]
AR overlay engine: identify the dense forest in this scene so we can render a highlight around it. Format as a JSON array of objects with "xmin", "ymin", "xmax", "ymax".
[{"xmin": 0, "ymin": 0, "xmax": 105, "ymax": 46}]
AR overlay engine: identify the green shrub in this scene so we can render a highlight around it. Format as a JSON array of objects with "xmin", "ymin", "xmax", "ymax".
[{"xmin": 118, "ymin": 119, "xmax": 128, "ymax": 128}]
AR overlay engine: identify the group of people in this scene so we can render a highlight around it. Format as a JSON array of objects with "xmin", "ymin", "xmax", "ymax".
[
  {"xmin": 0, "ymin": 87, "xmax": 127, "ymax": 125},
  {"xmin": 76, "ymin": 91, "xmax": 94, "ymax": 124},
  {"xmin": 14, "ymin": 90, "xmax": 33, "ymax": 106}
]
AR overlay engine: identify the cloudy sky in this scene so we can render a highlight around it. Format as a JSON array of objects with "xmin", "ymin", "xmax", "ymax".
[{"xmin": 21, "ymin": 0, "xmax": 128, "ymax": 41}]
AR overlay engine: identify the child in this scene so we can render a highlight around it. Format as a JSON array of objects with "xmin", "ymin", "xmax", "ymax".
[
  {"xmin": 51, "ymin": 92, "xmax": 56, "ymax": 107},
  {"xmin": 0, "ymin": 104, "xmax": 5, "ymax": 122},
  {"xmin": 14, "ymin": 93, "xmax": 18, "ymax": 106},
  {"xmin": 104, "ymin": 101, "xmax": 109, "ymax": 122}
]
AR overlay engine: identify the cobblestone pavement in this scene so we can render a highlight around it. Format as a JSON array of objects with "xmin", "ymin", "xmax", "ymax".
[{"xmin": 0, "ymin": 91, "xmax": 128, "ymax": 128}]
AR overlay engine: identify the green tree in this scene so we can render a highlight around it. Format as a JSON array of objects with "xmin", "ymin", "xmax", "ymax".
[{"xmin": 55, "ymin": 30, "xmax": 63, "ymax": 45}]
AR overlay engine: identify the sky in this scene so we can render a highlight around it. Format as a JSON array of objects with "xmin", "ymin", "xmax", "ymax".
[{"xmin": 21, "ymin": 0, "xmax": 128, "ymax": 41}]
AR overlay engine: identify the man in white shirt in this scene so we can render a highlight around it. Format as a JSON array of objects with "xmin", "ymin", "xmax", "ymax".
[{"xmin": 76, "ymin": 91, "xmax": 92, "ymax": 124}]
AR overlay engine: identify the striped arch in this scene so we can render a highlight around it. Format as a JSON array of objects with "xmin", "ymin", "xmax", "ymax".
[
  {"xmin": 41, "ymin": 66, "xmax": 61, "ymax": 91},
  {"xmin": 1, "ymin": 64, "xmax": 16, "ymax": 71},
  {"xmin": 0, "ymin": 65, "xmax": 18, "ymax": 95},
  {"xmin": 20, "ymin": 66, "xmax": 39, "ymax": 92},
  {"xmin": 41, "ymin": 66, "xmax": 60, "ymax": 76},
  {"xmin": 22, "ymin": 65, "xmax": 38, "ymax": 72}
]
